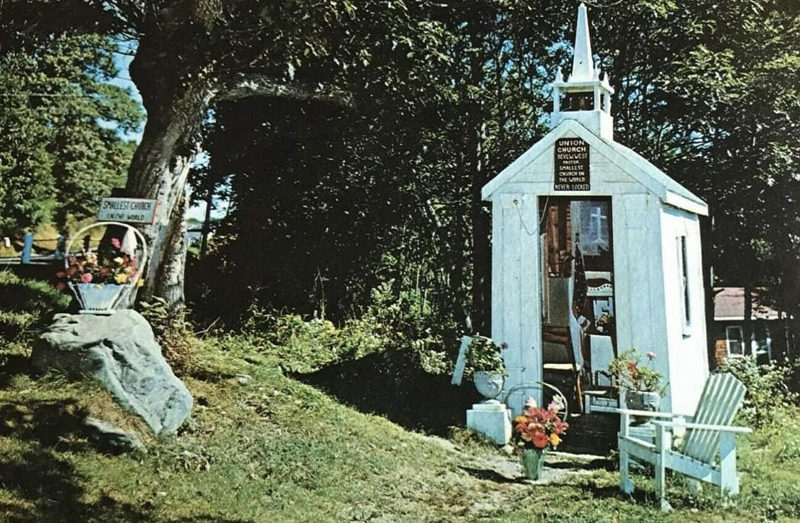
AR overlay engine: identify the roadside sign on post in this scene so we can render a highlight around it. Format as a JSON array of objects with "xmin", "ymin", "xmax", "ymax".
[{"xmin": 97, "ymin": 198, "xmax": 157, "ymax": 224}]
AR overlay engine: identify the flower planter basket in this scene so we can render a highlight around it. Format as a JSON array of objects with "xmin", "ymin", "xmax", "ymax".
[
  {"xmin": 65, "ymin": 222, "xmax": 148, "ymax": 315},
  {"xmin": 68, "ymin": 282, "xmax": 136, "ymax": 313},
  {"xmin": 621, "ymin": 390, "xmax": 661, "ymax": 425},
  {"xmin": 473, "ymin": 371, "xmax": 505, "ymax": 400}
]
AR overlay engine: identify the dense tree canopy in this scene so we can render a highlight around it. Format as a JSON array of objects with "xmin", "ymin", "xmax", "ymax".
[
  {"xmin": 2, "ymin": 1, "xmax": 799, "ymax": 343},
  {"xmin": 0, "ymin": 33, "xmax": 142, "ymax": 234}
]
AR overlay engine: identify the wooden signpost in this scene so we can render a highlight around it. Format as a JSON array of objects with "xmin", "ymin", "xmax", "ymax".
[
  {"xmin": 554, "ymin": 137, "xmax": 590, "ymax": 191},
  {"xmin": 97, "ymin": 198, "xmax": 157, "ymax": 224}
]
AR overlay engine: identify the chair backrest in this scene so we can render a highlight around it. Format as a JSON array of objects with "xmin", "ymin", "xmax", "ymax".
[{"xmin": 682, "ymin": 373, "xmax": 747, "ymax": 463}]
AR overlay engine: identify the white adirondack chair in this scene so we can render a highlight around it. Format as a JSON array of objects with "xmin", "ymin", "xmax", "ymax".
[{"xmin": 618, "ymin": 373, "xmax": 752, "ymax": 511}]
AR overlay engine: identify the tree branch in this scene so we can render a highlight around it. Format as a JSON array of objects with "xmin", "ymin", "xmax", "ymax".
[{"xmin": 216, "ymin": 74, "xmax": 354, "ymax": 107}]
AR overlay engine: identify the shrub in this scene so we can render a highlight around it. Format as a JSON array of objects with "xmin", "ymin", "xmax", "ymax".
[
  {"xmin": 233, "ymin": 278, "xmax": 459, "ymax": 375},
  {"xmin": 717, "ymin": 355, "xmax": 799, "ymax": 427},
  {"xmin": 360, "ymin": 280, "xmax": 455, "ymax": 374}
]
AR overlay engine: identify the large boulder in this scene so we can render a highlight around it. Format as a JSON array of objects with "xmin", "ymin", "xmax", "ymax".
[{"xmin": 32, "ymin": 310, "xmax": 193, "ymax": 436}]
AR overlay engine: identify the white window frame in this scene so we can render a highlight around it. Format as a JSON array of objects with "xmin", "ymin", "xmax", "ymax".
[{"xmin": 726, "ymin": 325, "xmax": 745, "ymax": 357}]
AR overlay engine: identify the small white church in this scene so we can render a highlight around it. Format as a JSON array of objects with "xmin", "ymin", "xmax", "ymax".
[{"xmin": 483, "ymin": 3, "xmax": 710, "ymax": 417}]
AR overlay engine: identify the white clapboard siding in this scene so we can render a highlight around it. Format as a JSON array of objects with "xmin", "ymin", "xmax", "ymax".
[
  {"xmin": 484, "ymin": 115, "xmax": 709, "ymax": 416},
  {"xmin": 517, "ymin": 194, "xmax": 541, "ymax": 393}
]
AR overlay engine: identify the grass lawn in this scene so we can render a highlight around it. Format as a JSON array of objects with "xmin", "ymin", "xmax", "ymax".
[{"xmin": 0, "ymin": 270, "xmax": 798, "ymax": 522}]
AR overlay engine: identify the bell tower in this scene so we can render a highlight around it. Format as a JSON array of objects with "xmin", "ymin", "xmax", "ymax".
[{"xmin": 551, "ymin": 3, "xmax": 614, "ymax": 140}]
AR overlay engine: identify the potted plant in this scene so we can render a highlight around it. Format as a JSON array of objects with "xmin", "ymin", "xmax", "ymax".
[
  {"xmin": 608, "ymin": 348, "xmax": 666, "ymax": 419},
  {"xmin": 511, "ymin": 395, "xmax": 569, "ymax": 480},
  {"xmin": 465, "ymin": 335, "xmax": 507, "ymax": 400}
]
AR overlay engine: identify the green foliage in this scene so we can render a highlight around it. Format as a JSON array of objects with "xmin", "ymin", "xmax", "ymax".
[
  {"xmin": 0, "ymin": 270, "xmax": 69, "ymax": 342},
  {"xmin": 187, "ymin": 2, "xmax": 571, "ymax": 330},
  {"xmin": 360, "ymin": 280, "xmax": 453, "ymax": 374},
  {"xmin": 717, "ymin": 356, "xmax": 799, "ymax": 428},
  {"xmin": 0, "ymin": 33, "xmax": 142, "ymax": 234},
  {"xmin": 231, "ymin": 278, "xmax": 454, "ymax": 375},
  {"xmin": 238, "ymin": 307, "xmax": 385, "ymax": 374},
  {"xmin": 591, "ymin": 0, "xmax": 800, "ymax": 315},
  {"xmin": 465, "ymin": 335, "xmax": 506, "ymax": 375},
  {"xmin": 139, "ymin": 296, "xmax": 200, "ymax": 377}
]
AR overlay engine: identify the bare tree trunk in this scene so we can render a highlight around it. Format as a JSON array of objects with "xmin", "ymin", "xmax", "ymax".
[
  {"xmin": 471, "ymin": 121, "xmax": 491, "ymax": 334},
  {"xmin": 701, "ymin": 214, "xmax": 717, "ymax": 369}
]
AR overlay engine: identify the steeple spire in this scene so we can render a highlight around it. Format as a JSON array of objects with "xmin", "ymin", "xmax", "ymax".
[
  {"xmin": 570, "ymin": 3, "xmax": 594, "ymax": 82},
  {"xmin": 550, "ymin": 2, "xmax": 615, "ymax": 140}
]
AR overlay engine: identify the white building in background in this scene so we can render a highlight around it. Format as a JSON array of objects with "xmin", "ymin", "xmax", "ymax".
[{"xmin": 482, "ymin": 3, "xmax": 709, "ymax": 416}]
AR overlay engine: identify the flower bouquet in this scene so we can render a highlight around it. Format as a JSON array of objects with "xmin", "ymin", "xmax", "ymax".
[
  {"xmin": 56, "ymin": 223, "xmax": 147, "ymax": 313},
  {"xmin": 512, "ymin": 395, "xmax": 569, "ymax": 480}
]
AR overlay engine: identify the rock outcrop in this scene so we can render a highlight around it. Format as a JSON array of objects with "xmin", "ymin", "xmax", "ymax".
[{"xmin": 32, "ymin": 310, "xmax": 192, "ymax": 436}]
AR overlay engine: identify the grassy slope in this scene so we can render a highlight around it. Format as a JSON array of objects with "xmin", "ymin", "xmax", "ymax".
[{"xmin": 0, "ymin": 271, "xmax": 798, "ymax": 522}]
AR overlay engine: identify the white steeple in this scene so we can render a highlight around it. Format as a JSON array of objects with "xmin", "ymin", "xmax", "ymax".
[
  {"xmin": 570, "ymin": 3, "xmax": 594, "ymax": 82},
  {"xmin": 550, "ymin": 3, "xmax": 615, "ymax": 140}
]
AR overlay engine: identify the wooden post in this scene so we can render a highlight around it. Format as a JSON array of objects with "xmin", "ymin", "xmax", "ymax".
[
  {"xmin": 719, "ymin": 432, "xmax": 739, "ymax": 496},
  {"xmin": 21, "ymin": 232, "xmax": 33, "ymax": 264},
  {"xmin": 654, "ymin": 423, "xmax": 672, "ymax": 511}
]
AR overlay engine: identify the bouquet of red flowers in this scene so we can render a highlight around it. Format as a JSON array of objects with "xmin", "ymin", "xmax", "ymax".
[{"xmin": 512, "ymin": 396, "xmax": 569, "ymax": 451}]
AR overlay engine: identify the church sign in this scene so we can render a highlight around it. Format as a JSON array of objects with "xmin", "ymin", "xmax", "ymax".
[
  {"xmin": 554, "ymin": 137, "xmax": 590, "ymax": 191},
  {"xmin": 97, "ymin": 197, "xmax": 157, "ymax": 224}
]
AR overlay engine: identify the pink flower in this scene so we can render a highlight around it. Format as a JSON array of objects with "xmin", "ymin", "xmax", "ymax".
[
  {"xmin": 647, "ymin": 351, "xmax": 656, "ymax": 360},
  {"xmin": 111, "ymin": 238, "xmax": 121, "ymax": 249},
  {"xmin": 81, "ymin": 273, "xmax": 93, "ymax": 283},
  {"xmin": 55, "ymin": 282, "xmax": 66, "ymax": 291}
]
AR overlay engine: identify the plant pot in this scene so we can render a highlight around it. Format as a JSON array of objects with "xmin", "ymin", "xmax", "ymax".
[
  {"xmin": 521, "ymin": 448, "xmax": 545, "ymax": 480},
  {"xmin": 473, "ymin": 371, "xmax": 504, "ymax": 400},
  {"xmin": 70, "ymin": 282, "xmax": 134, "ymax": 313},
  {"xmin": 623, "ymin": 390, "xmax": 661, "ymax": 425}
]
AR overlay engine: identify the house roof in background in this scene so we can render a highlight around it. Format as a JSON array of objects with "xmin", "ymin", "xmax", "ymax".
[{"xmin": 714, "ymin": 287, "xmax": 782, "ymax": 321}]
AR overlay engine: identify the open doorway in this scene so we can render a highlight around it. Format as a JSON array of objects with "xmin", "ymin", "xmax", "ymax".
[{"xmin": 539, "ymin": 197, "xmax": 616, "ymax": 412}]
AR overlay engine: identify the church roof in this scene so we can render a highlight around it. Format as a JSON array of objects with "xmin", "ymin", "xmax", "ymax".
[{"xmin": 481, "ymin": 118, "xmax": 709, "ymax": 216}]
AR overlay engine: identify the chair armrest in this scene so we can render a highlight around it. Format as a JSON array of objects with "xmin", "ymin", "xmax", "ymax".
[
  {"xmin": 651, "ymin": 420, "xmax": 752, "ymax": 434},
  {"xmin": 613, "ymin": 408, "xmax": 677, "ymax": 418}
]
